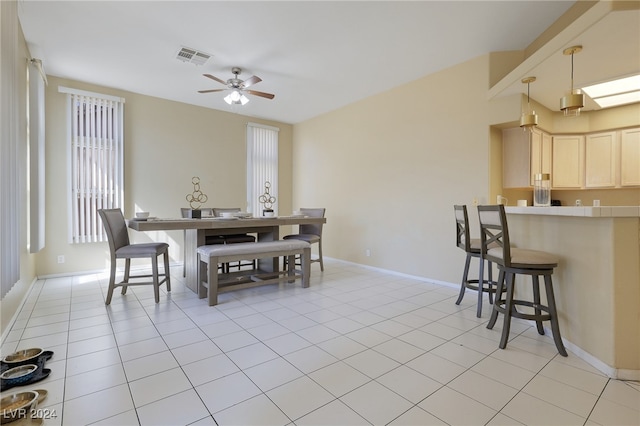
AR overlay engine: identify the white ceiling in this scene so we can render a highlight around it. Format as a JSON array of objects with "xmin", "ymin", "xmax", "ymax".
[{"xmin": 18, "ymin": 1, "xmax": 638, "ymax": 125}]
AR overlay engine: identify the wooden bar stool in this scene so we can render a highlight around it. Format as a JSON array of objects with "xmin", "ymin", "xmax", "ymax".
[
  {"xmin": 453, "ymin": 205, "xmax": 499, "ymax": 317},
  {"xmin": 477, "ymin": 204, "xmax": 567, "ymax": 356}
]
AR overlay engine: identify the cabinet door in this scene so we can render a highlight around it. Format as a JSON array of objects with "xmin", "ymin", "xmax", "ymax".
[
  {"xmin": 552, "ymin": 135, "xmax": 584, "ymax": 188},
  {"xmin": 530, "ymin": 129, "xmax": 552, "ymax": 186},
  {"xmin": 620, "ymin": 128, "xmax": 640, "ymax": 186},
  {"xmin": 502, "ymin": 127, "xmax": 531, "ymax": 188},
  {"xmin": 585, "ymin": 131, "xmax": 616, "ymax": 188}
]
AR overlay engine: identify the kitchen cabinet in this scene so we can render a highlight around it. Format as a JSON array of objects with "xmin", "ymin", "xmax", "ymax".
[
  {"xmin": 585, "ymin": 131, "xmax": 616, "ymax": 188},
  {"xmin": 552, "ymin": 135, "xmax": 584, "ymax": 188},
  {"xmin": 502, "ymin": 127, "xmax": 530, "ymax": 188},
  {"xmin": 530, "ymin": 128, "xmax": 552, "ymax": 186},
  {"xmin": 620, "ymin": 128, "xmax": 640, "ymax": 186}
]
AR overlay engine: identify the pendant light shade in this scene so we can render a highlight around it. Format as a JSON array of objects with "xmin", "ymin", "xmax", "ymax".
[
  {"xmin": 560, "ymin": 46, "xmax": 585, "ymax": 117},
  {"xmin": 520, "ymin": 76, "xmax": 538, "ymax": 131},
  {"xmin": 224, "ymin": 90, "xmax": 249, "ymax": 105}
]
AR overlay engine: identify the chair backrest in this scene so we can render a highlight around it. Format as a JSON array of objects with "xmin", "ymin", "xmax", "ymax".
[
  {"xmin": 181, "ymin": 207, "xmax": 214, "ymax": 218},
  {"xmin": 477, "ymin": 204, "xmax": 510, "ymax": 267},
  {"xmin": 299, "ymin": 208, "xmax": 325, "ymax": 236},
  {"xmin": 98, "ymin": 209, "xmax": 130, "ymax": 253},
  {"xmin": 212, "ymin": 207, "xmax": 240, "ymax": 217},
  {"xmin": 454, "ymin": 205, "xmax": 471, "ymax": 252}
]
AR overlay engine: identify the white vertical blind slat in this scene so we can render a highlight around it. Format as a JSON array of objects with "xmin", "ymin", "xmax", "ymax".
[{"xmin": 247, "ymin": 123, "xmax": 278, "ymax": 217}]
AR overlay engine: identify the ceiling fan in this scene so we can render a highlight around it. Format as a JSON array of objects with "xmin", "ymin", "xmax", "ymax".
[{"xmin": 198, "ymin": 67, "xmax": 275, "ymax": 105}]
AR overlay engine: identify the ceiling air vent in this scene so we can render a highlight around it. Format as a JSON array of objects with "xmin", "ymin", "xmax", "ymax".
[{"xmin": 176, "ymin": 46, "xmax": 211, "ymax": 66}]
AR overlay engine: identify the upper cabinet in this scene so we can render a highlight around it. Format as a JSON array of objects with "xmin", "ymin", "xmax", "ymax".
[
  {"xmin": 530, "ymin": 128, "xmax": 552, "ymax": 186},
  {"xmin": 620, "ymin": 128, "xmax": 640, "ymax": 187},
  {"xmin": 585, "ymin": 131, "xmax": 616, "ymax": 188},
  {"xmin": 552, "ymin": 135, "xmax": 585, "ymax": 188},
  {"xmin": 502, "ymin": 127, "xmax": 531, "ymax": 189}
]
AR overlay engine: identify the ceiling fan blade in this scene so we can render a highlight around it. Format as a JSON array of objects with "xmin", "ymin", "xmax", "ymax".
[
  {"xmin": 197, "ymin": 89, "xmax": 226, "ymax": 94},
  {"xmin": 242, "ymin": 75, "xmax": 262, "ymax": 88},
  {"xmin": 203, "ymin": 73, "xmax": 226, "ymax": 85},
  {"xmin": 246, "ymin": 89, "xmax": 275, "ymax": 100}
]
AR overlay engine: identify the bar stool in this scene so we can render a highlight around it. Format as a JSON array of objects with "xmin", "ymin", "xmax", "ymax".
[
  {"xmin": 453, "ymin": 205, "xmax": 499, "ymax": 317},
  {"xmin": 477, "ymin": 204, "xmax": 567, "ymax": 356}
]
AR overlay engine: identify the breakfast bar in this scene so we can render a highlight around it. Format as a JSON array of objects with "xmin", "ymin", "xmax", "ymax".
[{"xmin": 504, "ymin": 206, "xmax": 640, "ymax": 379}]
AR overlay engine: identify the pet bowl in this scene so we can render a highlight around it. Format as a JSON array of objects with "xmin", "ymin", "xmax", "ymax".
[
  {"xmin": 0, "ymin": 365, "xmax": 38, "ymax": 387},
  {"xmin": 2, "ymin": 349, "xmax": 43, "ymax": 365},
  {"xmin": 0, "ymin": 391, "xmax": 38, "ymax": 424}
]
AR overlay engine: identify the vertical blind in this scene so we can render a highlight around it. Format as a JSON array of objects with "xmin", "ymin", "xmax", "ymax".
[
  {"xmin": 60, "ymin": 87, "xmax": 124, "ymax": 244},
  {"xmin": 28, "ymin": 59, "xmax": 46, "ymax": 253},
  {"xmin": 0, "ymin": 0, "xmax": 20, "ymax": 297},
  {"xmin": 246, "ymin": 122, "xmax": 279, "ymax": 217}
]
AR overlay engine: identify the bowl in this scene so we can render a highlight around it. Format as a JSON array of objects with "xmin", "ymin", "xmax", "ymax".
[
  {"xmin": 0, "ymin": 391, "xmax": 38, "ymax": 424},
  {"xmin": 2, "ymin": 348, "xmax": 43, "ymax": 365},
  {"xmin": 263, "ymin": 211, "xmax": 275, "ymax": 217},
  {"xmin": 0, "ymin": 365, "xmax": 38, "ymax": 387},
  {"xmin": 135, "ymin": 212, "xmax": 150, "ymax": 219}
]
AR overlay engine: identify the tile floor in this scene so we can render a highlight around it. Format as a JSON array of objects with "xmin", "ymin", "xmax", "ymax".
[{"xmin": 1, "ymin": 260, "xmax": 639, "ymax": 425}]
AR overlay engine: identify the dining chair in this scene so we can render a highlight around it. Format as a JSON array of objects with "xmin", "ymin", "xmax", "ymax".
[
  {"xmin": 98, "ymin": 208, "xmax": 171, "ymax": 304},
  {"xmin": 453, "ymin": 205, "xmax": 498, "ymax": 317},
  {"xmin": 212, "ymin": 207, "xmax": 256, "ymax": 271},
  {"xmin": 181, "ymin": 208, "xmax": 224, "ymax": 276},
  {"xmin": 283, "ymin": 207, "xmax": 325, "ymax": 271},
  {"xmin": 477, "ymin": 204, "xmax": 567, "ymax": 356}
]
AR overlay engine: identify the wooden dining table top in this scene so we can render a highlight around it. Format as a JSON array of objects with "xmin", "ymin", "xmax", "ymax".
[{"xmin": 127, "ymin": 215, "xmax": 326, "ymax": 232}]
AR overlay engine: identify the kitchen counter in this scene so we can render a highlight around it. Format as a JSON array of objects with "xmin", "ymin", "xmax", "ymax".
[
  {"xmin": 502, "ymin": 210, "xmax": 639, "ymax": 379},
  {"xmin": 505, "ymin": 205, "xmax": 640, "ymax": 217}
]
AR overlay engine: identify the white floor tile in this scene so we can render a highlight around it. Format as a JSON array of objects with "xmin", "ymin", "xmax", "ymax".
[
  {"xmin": 129, "ymin": 367, "xmax": 193, "ymax": 407},
  {"xmin": 226, "ymin": 342, "xmax": 279, "ymax": 369},
  {"xmin": 61, "ymin": 384, "xmax": 134, "ymax": 425},
  {"xmin": 266, "ymin": 376, "xmax": 335, "ymax": 421},
  {"xmin": 418, "ymin": 386, "xmax": 497, "ymax": 426},
  {"xmin": 308, "ymin": 361, "xmax": 371, "ymax": 397},
  {"xmin": 136, "ymin": 389, "xmax": 210, "ymax": 426},
  {"xmin": 340, "ymin": 380, "xmax": 413, "ymax": 425},
  {"xmin": 295, "ymin": 399, "xmax": 369, "ymax": 426},
  {"xmin": 501, "ymin": 392, "xmax": 586, "ymax": 425},
  {"xmin": 448, "ymin": 370, "xmax": 519, "ymax": 411},
  {"xmin": 181, "ymin": 352, "xmax": 239, "ymax": 386},
  {"xmin": 63, "ymin": 363, "xmax": 127, "ymax": 400},
  {"xmin": 376, "ymin": 365, "xmax": 442, "ymax": 404},
  {"xmin": 123, "ymin": 350, "xmax": 180, "ymax": 381},
  {"xmin": 213, "ymin": 393, "xmax": 290, "ymax": 426},
  {"xmin": 196, "ymin": 371, "xmax": 262, "ymax": 414},
  {"xmin": 243, "ymin": 357, "xmax": 304, "ymax": 392},
  {"xmin": 284, "ymin": 345, "xmax": 338, "ymax": 374}
]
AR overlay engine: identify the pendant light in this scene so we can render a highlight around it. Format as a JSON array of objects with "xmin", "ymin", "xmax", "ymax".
[
  {"xmin": 520, "ymin": 76, "xmax": 538, "ymax": 131},
  {"xmin": 560, "ymin": 45, "xmax": 585, "ymax": 117}
]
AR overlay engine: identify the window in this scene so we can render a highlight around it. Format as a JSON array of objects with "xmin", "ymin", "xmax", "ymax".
[
  {"xmin": 246, "ymin": 123, "xmax": 279, "ymax": 217},
  {"xmin": 60, "ymin": 87, "xmax": 125, "ymax": 244}
]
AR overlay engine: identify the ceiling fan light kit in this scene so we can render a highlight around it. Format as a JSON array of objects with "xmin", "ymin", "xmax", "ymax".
[
  {"xmin": 560, "ymin": 45, "xmax": 585, "ymax": 117},
  {"xmin": 198, "ymin": 67, "xmax": 274, "ymax": 106},
  {"xmin": 520, "ymin": 76, "xmax": 538, "ymax": 131}
]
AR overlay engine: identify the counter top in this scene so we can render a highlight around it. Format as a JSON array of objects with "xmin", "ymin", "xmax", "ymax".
[{"xmin": 504, "ymin": 206, "xmax": 640, "ymax": 217}]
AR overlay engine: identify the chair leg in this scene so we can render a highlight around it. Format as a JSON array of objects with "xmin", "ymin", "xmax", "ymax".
[
  {"xmin": 532, "ymin": 275, "xmax": 544, "ymax": 335},
  {"xmin": 487, "ymin": 269, "xmax": 504, "ymax": 330},
  {"xmin": 544, "ymin": 275, "xmax": 568, "ymax": 357},
  {"xmin": 152, "ymin": 256, "xmax": 160, "ymax": 303},
  {"xmin": 105, "ymin": 260, "xmax": 117, "ymax": 305},
  {"xmin": 455, "ymin": 253, "xmax": 472, "ymax": 306},
  {"xmin": 487, "ymin": 261, "xmax": 494, "ymax": 305},
  {"xmin": 476, "ymin": 255, "xmax": 485, "ymax": 318},
  {"xmin": 122, "ymin": 259, "xmax": 131, "ymax": 295},
  {"xmin": 499, "ymin": 272, "xmax": 515, "ymax": 349},
  {"xmin": 318, "ymin": 240, "xmax": 324, "ymax": 271},
  {"xmin": 163, "ymin": 251, "xmax": 171, "ymax": 292}
]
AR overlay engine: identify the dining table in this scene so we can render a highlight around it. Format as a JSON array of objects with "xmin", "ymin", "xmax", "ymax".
[{"xmin": 128, "ymin": 215, "xmax": 326, "ymax": 294}]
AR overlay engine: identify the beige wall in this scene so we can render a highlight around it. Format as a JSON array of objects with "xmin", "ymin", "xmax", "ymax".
[
  {"xmin": 36, "ymin": 77, "xmax": 293, "ymax": 276},
  {"xmin": 292, "ymin": 54, "xmax": 517, "ymax": 284},
  {"xmin": 1, "ymin": 2, "xmax": 38, "ymax": 339}
]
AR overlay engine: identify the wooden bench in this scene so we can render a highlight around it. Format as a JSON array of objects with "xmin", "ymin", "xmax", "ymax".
[{"xmin": 196, "ymin": 240, "xmax": 311, "ymax": 306}]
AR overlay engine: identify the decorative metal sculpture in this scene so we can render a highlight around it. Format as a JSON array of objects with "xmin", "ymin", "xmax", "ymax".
[
  {"xmin": 186, "ymin": 176, "xmax": 208, "ymax": 209},
  {"xmin": 258, "ymin": 181, "xmax": 276, "ymax": 214}
]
